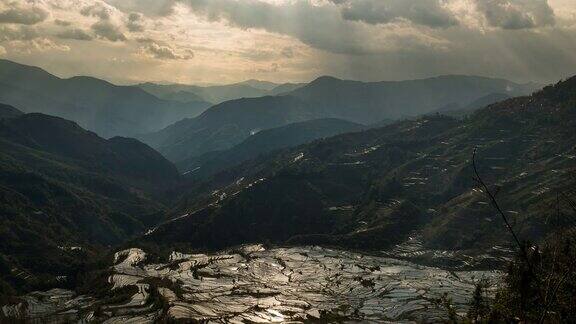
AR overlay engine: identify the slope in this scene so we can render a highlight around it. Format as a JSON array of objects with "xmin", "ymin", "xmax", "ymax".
[
  {"xmin": 138, "ymin": 95, "xmax": 322, "ymax": 163},
  {"xmin": 177, "ymin": 118, "xmax": 366, "ymax": 177},
  {"xmin": 144, "ymin": 77, "xmax": 576, "ymax": 254},
  {"xmin": 285, "ymin": 75, "xmax": 539, "ymax": 123},
  {"xmin": 0, "ymin": 113, "xmax": 180, "ymax": 294}
]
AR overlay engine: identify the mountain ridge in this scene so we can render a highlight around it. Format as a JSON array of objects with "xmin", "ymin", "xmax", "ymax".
[
  {"xmin": 0, "ymin": 59, "xmax": 212, "ymax": 138},
  {"xmin": 140, "ymin": 74, "xmax": 540, "ymax": 166}
]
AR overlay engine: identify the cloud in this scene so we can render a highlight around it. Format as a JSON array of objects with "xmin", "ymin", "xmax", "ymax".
[
  {"xmin": 338, "ymin": 0, "xmax": 459, "ymax": 28},
  {"xmin": 92, "ymin": 20, "xmax": 127, "ymax": 41},
  {"xmin": 102, "ymin": 0, "xmax": 176, "ymax": 16},
  {"xmin": 475, "ymin": 0, "xmax": 556, "ymax": 29},
  {"xmin": 2, "ymin": 0, "xmax": 574, "ymax": 85},
  {"xmin": 54, "ymin": 19, "xmax": 71, "ymax": 26},
  {"xmin": 180, "ymin": 0, "xmax": 439, "ymax": 55},
  {"xmin": 138, "ymin": 38, "xmax": 193, "ymax": 60},
  {"xmin": 281, "ymin": 47, "xmax": 294, "ymax": 58},
  {"xmin": 80, "ymin": 3, "xmax": 113, "ymax": 20},
  {"xmin": 9, "ymin": 38, "xmax": 70, "ymax": 53},
  {"xmin": 0, "ymin": 3, "xmax": 49, "ymax": 25},
  {"xmin": 57, "ymin": 28, "xmax": 94, "ymax": 41},
  {"xmin": 126, "ymin": 12, "xmax": 144, "ymax": 32},
  {"xmin": 254, "ymin": 62, "xmax": 279, "ymax": 73},
  {"xmin": 0, "ymin": 25, "xmax": 39, "ymax": 41}
]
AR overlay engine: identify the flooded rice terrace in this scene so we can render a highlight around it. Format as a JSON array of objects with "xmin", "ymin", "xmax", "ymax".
[{"xmin": 3, "ymin": 244, "xmax": 503, "ymax": 323}]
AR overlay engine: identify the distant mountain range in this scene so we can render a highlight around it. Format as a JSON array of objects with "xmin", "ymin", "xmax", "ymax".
[
  {"xmin": 178, "ymin": 118, "xmax": 366, "ymax": 177},
  {"xmin": 137, "ymin": 80, "xmax": 304, "ymax": 104},
  {"xmin": 0, "ymin": 60, "xmax": 212, "ymax": 138},
  {"xmin": 285, "ymin": 75, "xmax": 539, "ymax": 123},
  {"xmin": 0, "ymin": 112, "xmax": 180, "ymax": 293},
  {"xmin": 143, "ymin": 76, "xmax": 576, "ymax": 254},
  {"xmin": 140, "ymin": 75, "xmax": 540, "ymax": 166}
]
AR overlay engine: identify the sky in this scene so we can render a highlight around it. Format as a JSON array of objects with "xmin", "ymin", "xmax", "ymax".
[{"xmin": 0, "ymin": 0, "xmax": 575, "ymax": 85}]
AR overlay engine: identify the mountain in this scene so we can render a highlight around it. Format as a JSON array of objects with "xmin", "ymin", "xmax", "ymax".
[
  {"xmin": 137, "ymin": 82, "xmax": 270, "ymax": 104},
  {"xmin": 140, "ymin": 75, "xmax": 537, "ymax": 166},
  {"xmin": 237, "ymin": 79, "xmax": 279, "ymax": 91},
  {"xmin": 269, "ymin": 82, "xmax": 306, "ymax": 95},
  {"xmin": 177, "ymin": 118, "xmax": 366, "ymax": 177},
  {"xmin": 0, "ymin": 60, "xmax": 211, "ymax": 138},
  {"xmin": 143, "ymin": 76, "xmax": 576, "ymax": 253},
  {"xmin": 160, "ymin": 90, "xmax": 206, "ymax": 104},
  {"xmin": 0, "ymin": 103, "xmax": 22, "ymax": 119},
  {"xmin": 0, "ymin": 113, "xmax": 179, "ymax": 188},
  {"xmin": 431, "ymin": 93, "xmax": 512, "ymax": 118},
  {"xmin": 138, "ymin": 96, "xmax": 322, "ymax": 163},
  {"xmin": 0, "ymin": 113, "xmax": 180, "ymax": 294},
  {"xmin": 138, "ymin": 80, "xmax": 307, "ymax": 104},
  {"xmin": 284, "ymin": 75, "xmax": 539, "ymax": 123},
  {"xmin": 136, "ymin": 83, "xmax": 207, "ymax": 103}
]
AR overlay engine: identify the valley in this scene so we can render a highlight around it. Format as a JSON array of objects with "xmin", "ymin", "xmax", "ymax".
[{"xmin": 0, "ymin": 62, "xmax": 574, "ymax": 323}]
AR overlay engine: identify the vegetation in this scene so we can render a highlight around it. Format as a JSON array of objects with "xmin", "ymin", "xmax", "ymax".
[
  {"xmin": 139, "ymin": 74, "xmax": 537, "ymax": 166},
  {"xmin": 0, "ymin": 113, "xmax": 181, "ymax": 295},
  {"xmin": 177, "ymin": 118, "xmax": 366, "ymax": 176},
  {"xmin": 446, "ymin": 131, "xmax": 576, "ymax": 323},
  {"xmin": 145, "ymin": 75, "xmax": 576, "ymax": 256}
]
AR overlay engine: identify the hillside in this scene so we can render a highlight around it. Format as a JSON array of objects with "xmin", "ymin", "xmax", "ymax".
[
  {"xmin": 177, "ymin": 118, "xmax": 366, "ymax": 177},
  {"xmin": 144, "ymin": 77, "xmax": 576, "ymax": 253},
  {"xmin": 138, "ymin": 95, "xmax": 322, "ymax": 163},
  {"xmin": 0, "ymin": 103, "xmax": 22, "ymax": 119},
  {"xmin": 285, "ymin": 75, "xmax": 538, "ymax": 123},
  {"xmin": 0, "ymin": 60, "xmax": 211, "ymax": 138},
  {"xmin": 431, "ymin": 93, "xmax": 513, "ymax": 118},
  {"xmin": 0, "ymin": 113, "xmax": 180, "ymax": 294}
]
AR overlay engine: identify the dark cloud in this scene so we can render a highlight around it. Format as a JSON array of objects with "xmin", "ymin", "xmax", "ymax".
[
  {"xmin": 91, "ymin": 20, "xmax": 126, "ymax": 42},
  {"xmin": 0, "ymin": 5, "xmax": 48, "ymax": 25},
  {"xmin": 57, "ymin": 28, "xmax": 94, "ymax": 41},
  {"xmin": 126, "ymin": 12, "xmax": 144, "ymax": 32},
  {"xmin": 338, "ymin": 0, "xmax": 459, "ymax": 28},
  {"xmin": 475, "ymin": 0, "xmax": 555, "ymax": 30}
]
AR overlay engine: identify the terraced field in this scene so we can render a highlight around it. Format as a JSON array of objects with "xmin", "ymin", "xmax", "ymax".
[{"xmin": 2, "ymin": 245, "xmax": 501, "ymax": 323}]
